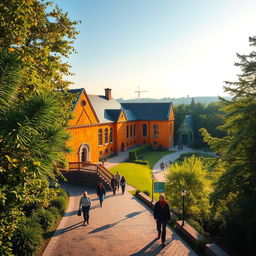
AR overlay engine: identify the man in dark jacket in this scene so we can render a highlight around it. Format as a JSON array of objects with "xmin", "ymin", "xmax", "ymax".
[
  {"xmin": 111, "ymin": 177, "xmax": 117, "ymax": 195},
  {"xmin": 154, "ymin": 194, "xmax": 171, "ymax": 246}
]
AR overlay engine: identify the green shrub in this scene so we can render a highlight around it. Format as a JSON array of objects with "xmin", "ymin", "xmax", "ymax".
[
  {"xmin": 57, "ymin": 189, "xmax": 68, "ymax": 199},
  {"xmin": 32, "ymin": 208, "xmax": 55, "ymax": 231},
  {"xmin": 12, "ymin": 219, "xmax": 42, "ymax": 256},
  {"xmin": 50, "ymin": 196, "xmax": 66, "ymax": 214},
  {"xmin": 47, "ymin": 206, "xmax": 60, "ymax": 219},
  {"xmin": 187, "ymin": 218, "xmax": 204, "ymax": 234},
  {"xmin": 130, "ymin": 159, "xmax": 148, "ymax": 165},
  {"xmin": 129, "ymin": 144, "xmax": 151, "ymax": 160}
]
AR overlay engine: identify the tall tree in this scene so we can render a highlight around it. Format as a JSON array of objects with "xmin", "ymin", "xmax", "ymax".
[
  {"xmin": 200, "ymin": 36, "xmax": 256, "ymax": 252},
  {"xmin": 0, "ymin": 51, "xmax": 70, "ymax": 255},
  {"xmin": 0, "ymin": 0, "xmax": 79, "ymax": 95}
]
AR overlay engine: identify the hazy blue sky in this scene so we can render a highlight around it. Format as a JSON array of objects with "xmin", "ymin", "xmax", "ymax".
[{"xmin": 55, "ymin": 0, "xmax": 256, "ymax": 99}]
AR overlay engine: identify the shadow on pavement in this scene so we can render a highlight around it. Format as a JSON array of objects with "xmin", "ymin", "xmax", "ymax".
[
  {"xmin": 53, "ymin": 221, "xmax": 84, "ymax": 236},
  {"xmin": 130, "ymin": 238, "xmax": 162, "ymax": 256},
  {"xmin": 88, "ymin": 210, "xmax": 146, "ymax": 234}
]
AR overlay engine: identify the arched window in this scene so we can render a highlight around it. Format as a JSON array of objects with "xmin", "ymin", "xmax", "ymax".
[
  {"xmin": 98, "ymin": 129, "xmax": 103, "ymax": 146},
  {"xmin": 134, "ymin": 124, "xmax": 136, "ymax": 136},
  {"xmin": 153, "ymin": 124, "xmax": 158, "ymax": 137},
  {"xmin": 130, "ymin": 124, "xmax": 133, "ymax": 137},
  {"xmin": 142, "ymin": 124, "xmax": 147, "ymax": 137},
  {"xmin": 104, "ymin": 128, "xmax": 108, "ymax": 144},
  {"xmin": 109, "ymin": 127, "xmax": 113, "ymax": 143},
  {"xmin": 126, "ymin": 125, "xmax": 129, "ymax": 138}
]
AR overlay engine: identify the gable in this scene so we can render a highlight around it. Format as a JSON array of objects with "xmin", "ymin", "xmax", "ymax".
[
  {"xmin": 69, "ymin": 89, "xmax": 99, "ymax": 126},
  {"xmin": 117, "ymin": 110, "xmax": 127, "ymax": 122},
  {"xmin": 168, "ymin": 106, "xmax": 175, "ymax": 121}
]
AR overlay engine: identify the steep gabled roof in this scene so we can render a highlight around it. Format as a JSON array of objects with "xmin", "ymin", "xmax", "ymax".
[
  {"xmin": 88, "ymin": 95, "xmax": 122, "ymax": 123},
  {"xmin": 121, "ymin": 102, "xmax": 172, "ymax": 121},
  {"xmin": 68, "ymin": 88, "xmax": 84, "ymax": 109}
]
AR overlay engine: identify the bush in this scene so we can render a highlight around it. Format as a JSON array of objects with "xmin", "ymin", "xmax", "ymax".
[
  {"xmin": 12, "ymin": 219, "xmax": 42, "ymax": 256},
  {"xmin": 130, "ymin": 159, "xmax": 148, "ymax": 165},
  {"xmin": 50, "ymin": 196, "xmax": 66, "ymax": 214},
  {"xmin": 32, "ymin": 208, "xmax": 55, "ymax": 231},
  {"xmin": 57, "ymin": 189, "xmax": 68, "ymax": 199},
  {"xmin": 187, "ymin": 218, "xmax": 204, "ymax": 234},
  {"xmin": 129, "ymin": 144, "xmax": 151, "ymax": 160},
  {"xmin": 47, "ymin": 206, "xmax": 60, "ymax": 219}
]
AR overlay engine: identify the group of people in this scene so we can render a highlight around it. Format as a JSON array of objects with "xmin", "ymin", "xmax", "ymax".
[
  {"xmin": 79, "ymin": 189, "xmax": 170, "ymax": 247},
  {"xmin": 160, "ymin": 160, "xmax": 172, "ymax": 171},
  {"xmin": 78, "ymin": 172, "xmax": 126, "ymax": 226},
  {"xmin": 110, "ymin": 171, "xmax": 126, "ymax": 195}
]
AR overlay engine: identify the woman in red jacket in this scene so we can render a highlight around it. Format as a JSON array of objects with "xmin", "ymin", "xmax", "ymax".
[{"xmin": 153, "ymin": 194, "xmax": 170, "ymax": 246}]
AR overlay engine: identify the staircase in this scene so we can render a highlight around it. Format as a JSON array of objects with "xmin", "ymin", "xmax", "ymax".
[{"xmin": 63, "ymin": 162, "xmax": 114, "ymax": 190}]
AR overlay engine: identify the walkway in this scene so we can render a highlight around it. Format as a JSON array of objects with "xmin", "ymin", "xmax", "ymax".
[
  {"xmin": 153, "ymin": 146, "xmax": 215, "ymax": 181},
  {"xmin": 43, "ymin": 183, "xmax": 197, "ymax": 256}
]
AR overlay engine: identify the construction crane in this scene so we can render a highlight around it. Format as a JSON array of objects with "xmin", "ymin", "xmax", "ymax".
[{"xmin": 135, "ymin": 86, "xmax": 148, "ymax": 99}]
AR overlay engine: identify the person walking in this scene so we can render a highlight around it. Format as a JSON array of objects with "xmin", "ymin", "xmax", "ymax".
[
  {"xmin": 79, "ymin": 191, "xmax": 92, "ymax": 226},
  {"xmin": 111, "ymin": 176, "xmax": 117, "ymax": 195},
  {"xmin": 120, "ymin": 176, "xmax": 126, "ymax": 195},
  {"xmin": 96, "ymin": 182, "xmax": 106, "ymax": 207},
  {"xmin": 115, "ymin": 171, "xmax": 121, "ymax": 190},
  {"xmin": 153, "ymin": 194, "xmax": 170, "ymax": 246}
]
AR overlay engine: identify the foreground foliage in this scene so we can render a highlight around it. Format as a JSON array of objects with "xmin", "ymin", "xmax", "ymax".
[
  {"xmin": 201, "ymin": 36, "xmax": 256, "ymax": 252},
  {"xmin": 0, "ymin": 51, "xmax": 70, "ymax": 255}
]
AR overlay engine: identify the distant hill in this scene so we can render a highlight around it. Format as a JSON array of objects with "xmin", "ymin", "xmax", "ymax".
[{"xmin": 116, "ymin": 96, "xmax": 232, "ymax": 105}]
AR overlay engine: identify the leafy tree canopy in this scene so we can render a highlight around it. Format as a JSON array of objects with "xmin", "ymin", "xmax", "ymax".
[{"xmin": 0, "ymin": 0, "xmax": 79, "ymax": 95}]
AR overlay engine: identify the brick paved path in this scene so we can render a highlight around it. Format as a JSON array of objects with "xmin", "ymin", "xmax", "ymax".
[{"xmin": 43, "ymin": 184, "xmax": 197, "ymax": 256}]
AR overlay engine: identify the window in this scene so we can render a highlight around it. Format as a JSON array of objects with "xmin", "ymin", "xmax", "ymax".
[
  {"xmin": 142, "ymin": 124, "xmax": 147, "ymax": 137},
  {"xmin": 105, "ymin": 148, "xmax": 108, "ymax": 153},
  {"xmin": 98, "ymin": 129, "xmax": 103, "ymax": 146},
  {"xmin": 104, "ymin": 128, "xmax": 108, "ymax": 144},
  {"xmin": 81, "ymin": 100, "xmax": 86, "ymax": 106},
  {"xmin": 153, "ymin": 124, "xmax": 158, "ymax": 138},
  {"xmin": 99, "ymin": 151, "xmax": 102, "ymax": 155},
  {"xmin": 111, "ymin": 147, "xmax": 113, "ymax": 151},
  {"xmin": 126, "ymin": 125, "xmax": 129, "ymax": 138},
  {"xmin": 134, "ymin": 124, "xmax": 136, "ymax": 136},
  {"xmin": 154, "ymin": 141, "xmax": 157, "ymax": 145},
  {"xmin": 126, "ymin": 142, "xmax": 129, "ymax": 146},
  {"xmin": 110, "ymin": 127, "xmax": 113, "ymax": 143},
  {"xmin": 130, "ymin": 125, "xmax": 133, "ymax": 137}
]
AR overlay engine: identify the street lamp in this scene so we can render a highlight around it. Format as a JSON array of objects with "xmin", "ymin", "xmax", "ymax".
[
  {"xmin": 151, "ymin": 174, "xmax": 155, "ymax": 202},
  {"xmin": 181, "ymin": 189, "xmax": 187, "ymax": 226}
]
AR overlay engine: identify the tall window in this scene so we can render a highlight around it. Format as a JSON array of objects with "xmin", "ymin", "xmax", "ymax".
[
  {"xmin": 110, "ymin": 127, "xmax": 113, "ymax": 143},
  {"xmin": 104, "ymin": 128, "xmax": 108, "ymax": 144},
  {"xmin": 153, "ymin": 124, "xmax": 158, "ymax": 137},
  {"xmin": 142, "ymin": 124, "xmax": 147, "ymax": 137},
  {"xmin": 98, "ymin": 129, "xmax": 103, "ymax": 146},
  {"xmin": 130, "ymin": 124, "xmax": 133, "ymax": 137},
  {"xmin": 126, "ymin": 125, "xmax": 129, "ymax": 138},
  {"xmin": 134, "ymin": 124, "xmax": 136, "ymax": 136}
]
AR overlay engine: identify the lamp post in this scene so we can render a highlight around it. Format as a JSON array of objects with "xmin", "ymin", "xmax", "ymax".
[
  {"xmin": 151, "ymin": 174, "xmax": 155, "ymax": 202},
  {"xmin": 181, "ymin": 189, "xmax": 187, "ymax": 226}
]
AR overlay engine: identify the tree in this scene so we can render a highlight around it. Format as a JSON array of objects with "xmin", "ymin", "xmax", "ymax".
[
  {"xmin": 200, "ymin": 36, "xmax": 256, "ymax": 252},
  {"xmin": 0, "ymin": 0, "xmax": 79, "ymax": 95},
  {"xmin": 0, "ymin": 51, "xmax": 70, "ymax": 255},
  {"xmin": 165, "ymin": 156, "xmax": 210, "ymax": 216}
]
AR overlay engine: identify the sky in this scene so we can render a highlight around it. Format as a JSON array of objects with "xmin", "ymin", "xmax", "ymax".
[{"xmin": 55, "ymin": 0, "xmax": 256, "ymax": 99}]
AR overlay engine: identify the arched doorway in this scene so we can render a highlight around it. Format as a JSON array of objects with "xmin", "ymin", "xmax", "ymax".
[{"xmin": 79, "ymin": 143, "xmax": 90, "ymax": 163}]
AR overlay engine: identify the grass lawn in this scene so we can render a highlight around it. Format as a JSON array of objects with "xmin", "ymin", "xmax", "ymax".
[
  {"xmin": 110, "ymin": 162, "xmax": 153, "ymax": 195},
  {"xmin": 142, "ymin": 150, "xmax": 174, "ymax": 169}
]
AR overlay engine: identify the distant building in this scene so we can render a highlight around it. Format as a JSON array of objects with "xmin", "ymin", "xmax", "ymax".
[
  {"xmin": 67, "ymin": 88, "xmax": 175, "ymax": 163},
  {"xmin": 177, "ymin": 115, "xmax": 194, "ymax": 145}
]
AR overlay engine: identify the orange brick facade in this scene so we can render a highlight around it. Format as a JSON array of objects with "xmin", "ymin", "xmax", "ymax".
[{"xmin": 66, "ymin": 89, "xmax": 175, "ymax": 163}]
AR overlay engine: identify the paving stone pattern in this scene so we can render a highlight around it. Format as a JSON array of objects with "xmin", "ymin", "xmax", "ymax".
[{"xmin": 43, "ymin": 183, "xmax": 197, "ymax": 256}]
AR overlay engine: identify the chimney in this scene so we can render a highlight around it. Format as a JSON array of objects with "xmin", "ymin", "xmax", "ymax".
[{"xmin": 104, "ymin": 88, "xmax": 112, "ymax": 100}]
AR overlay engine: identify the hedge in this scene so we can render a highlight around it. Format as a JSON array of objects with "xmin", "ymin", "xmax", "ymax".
[{"xmin": 129, "ymin": 144, "xmax": 151, "ymax": 160}]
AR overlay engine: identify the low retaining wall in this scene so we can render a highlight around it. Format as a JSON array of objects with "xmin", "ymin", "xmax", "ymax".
[{"xmin": 136, "ymin": 192, "xmax": 229, "ymax": 256}]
